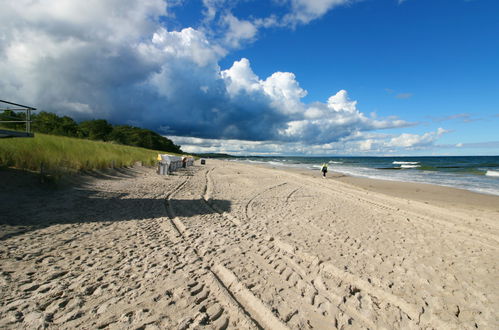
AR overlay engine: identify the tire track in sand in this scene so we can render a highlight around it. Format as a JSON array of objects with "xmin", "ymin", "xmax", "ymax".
[
  {"xmin": 203, "ymin": 170, "xmax": 396, "ymax": 327},
  {"xmin": 205, "ymin": 167, "xmax": 453, "ymax": 329},
  {"xmin": 244, "ymin": 182, "xmax": 288, "ymax": 222},
  {"xmin": 164, "ymin": 166, "xmax": 291, "ymax": 329},
  {"xmin": 293, "ymin": 173, "xmax": 499, "ymax": 249},
  {"xmin": 205, "ymin": 169, "xmax": 383, "ymax": 327},
  {"xmin": 202, "ymin": 168, "xmax": 330, "ymax": 327}
]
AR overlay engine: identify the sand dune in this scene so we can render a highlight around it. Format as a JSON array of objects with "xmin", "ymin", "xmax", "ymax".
[{"xmin": 1, "ymin": 160, "xmax": 498, "ymax": 329}]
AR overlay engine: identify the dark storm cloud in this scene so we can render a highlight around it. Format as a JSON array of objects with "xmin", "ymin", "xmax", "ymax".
[{"xmin": 0, "ymin": 0, "xmax": 412, "ymax": 146}]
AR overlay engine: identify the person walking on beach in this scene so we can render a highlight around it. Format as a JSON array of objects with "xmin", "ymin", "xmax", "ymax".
[{"xmin": 321, "ymin": 163, "xmax": 328, "ymax": 178}]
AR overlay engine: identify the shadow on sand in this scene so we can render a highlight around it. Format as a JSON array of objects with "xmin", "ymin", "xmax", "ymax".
[{"xmin": 0, "ymin": 167, "xmax": 230, "ymax": 240}]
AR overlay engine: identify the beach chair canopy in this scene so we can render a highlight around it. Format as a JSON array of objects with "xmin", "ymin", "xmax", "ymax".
[{"xmin": 159, "ymin": 154, "xmax": 181, "ymax": 163}]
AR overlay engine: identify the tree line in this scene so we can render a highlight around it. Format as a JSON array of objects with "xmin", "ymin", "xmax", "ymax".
[{"xmin": 0, "ymin": 110, "xmax": 182, "ymax": 154}]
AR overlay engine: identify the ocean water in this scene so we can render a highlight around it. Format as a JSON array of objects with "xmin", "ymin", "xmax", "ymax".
[{"xmin": 232, "ymin": 156, "xmax": 499, "ymax": 196}]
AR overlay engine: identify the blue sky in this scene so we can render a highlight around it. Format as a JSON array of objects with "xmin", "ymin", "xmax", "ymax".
[{"xmin": 1, "ymin": 0, "xmax": 498, "ymax": 155}]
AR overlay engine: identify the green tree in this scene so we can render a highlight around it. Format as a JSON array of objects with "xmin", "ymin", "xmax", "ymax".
[
  {"xmin": 79, "ymin": 119, "xmax": 113, "ymax": 141},
  {"xmin": 57, "ymin": 116, "xmax": 79, "ymax": 136},
  {"xmin": 109, "ymin": 125, "xmax": 182, "ymax": 153},
  {"xmin": 32, "ymin": 111, "xmax": 62, "ymax": 134},
  {"xmin": 108, "ymin": 125, "xmax": 131, "ymax": 145}
]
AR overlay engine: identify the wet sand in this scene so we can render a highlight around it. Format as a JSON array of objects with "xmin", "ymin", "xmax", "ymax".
[{"xmin": 1, "ymin": 160, "xmax": 498, "ymax": 329}]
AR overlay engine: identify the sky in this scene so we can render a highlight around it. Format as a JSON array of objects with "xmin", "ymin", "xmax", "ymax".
[{"xmin": 1, "ymin": 0, "xmax": 498, "ymax": 156}]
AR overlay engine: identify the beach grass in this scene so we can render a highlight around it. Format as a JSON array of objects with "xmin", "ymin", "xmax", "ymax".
[{"xmin": 0, "ymin": 133, "xmax": 180, "ymax": 175}]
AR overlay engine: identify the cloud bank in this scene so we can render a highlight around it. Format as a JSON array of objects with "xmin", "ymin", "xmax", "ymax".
[
  {"xmin": 1, "ymin": 0, "xmax": 435, "ymax": 154},
  {"xmin": 171, "ymin": 127, "xmax": 450, "ymax": 156}
]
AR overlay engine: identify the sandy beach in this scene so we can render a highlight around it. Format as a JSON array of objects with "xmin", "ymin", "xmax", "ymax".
[{"xmin": 1, "ymin": 160, "xmax": 498, "ymax": 329}]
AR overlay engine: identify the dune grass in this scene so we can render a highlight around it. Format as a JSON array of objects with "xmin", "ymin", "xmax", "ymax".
[{"xmin": 0, "ymin": 133, "xmax": 181, "ymax": 176}]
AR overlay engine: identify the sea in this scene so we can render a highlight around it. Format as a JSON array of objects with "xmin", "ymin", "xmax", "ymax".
[{"xmin": 230, "ymin": 156, "xmax": 499, "ymax": 196}]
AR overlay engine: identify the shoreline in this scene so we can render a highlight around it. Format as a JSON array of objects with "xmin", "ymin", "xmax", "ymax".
[
  {"xmin": 235, "ymin": 160, "xmax": 499, "ymax": 212},
  {"xmin": 336, "ymin": 173, "xmax": 499, "ymax": 211},
  {"xmin": 230, "ymin": 157, "xmax": 499, "ymax": 197}
]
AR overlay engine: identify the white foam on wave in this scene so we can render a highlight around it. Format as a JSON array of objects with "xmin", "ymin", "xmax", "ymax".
[
  {"xmin": 331, "ymin": 165, "xmax": 499, "ymax": 196},
  {"xmin": 400, "ymin": 164, "xmax": 421, "ymax": 169},
  {"xmin": 267, "ymin": 161, "xmax": 286, "ymax": 167},
  {"xmin": 329, "ymin": 161, "xmax": 343, "ymax": 164},
  {"xmin": 486, "ymin": 170, "xmax": 499, "ymax": 177},
  {"xmin": 393, "ymin": 161, "xmax": 420, "ymax": 165},
  {"xmin": 245, "ymin": 159, "xmax": 266, "ymax": 164}
]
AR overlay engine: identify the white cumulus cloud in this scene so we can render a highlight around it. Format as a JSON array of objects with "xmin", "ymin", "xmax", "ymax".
[
  {"xmin": 278, "ymin": 90, "xmax": 413, "ymax": 143},
  {"xmin": 221, "ymin": 58, "xmax": 261, "ymax": 95},
  {"xmin": 327, "ymin": 89, "xmax": 358, "ymax": 112},
  {"xmin": 388, "ymin": 128, "xmax": 448, "ymax": 148},
  {"xmin": 284, "ymin": 0, "xmax": 354, "ymax": 25},
  {"xmin": 1, "ymin": 0, "xmax": 417, "ymax": 151},
  {"xmin": 221, "ymin": 13, "xmax": 259, "ymax": 48}
]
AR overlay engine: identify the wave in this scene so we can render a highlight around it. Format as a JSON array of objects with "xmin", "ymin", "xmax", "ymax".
[
  {"xmin": 400, "ymin": 164, "xmax": 421, "ymax": 169},
  {"xmin": 245, "ymin": 159, "xmax": 266, "ymax": 164},
  {"xmin": 486, "ymin": 170, "xmax": 499, "ymax": 177},
  {"xmin": 329, "ymin": 161, "xmax": 343, "ymax": 164},
  {"xmin": 331, "ymin": 165, "xmax": 499, "ymax": 196},
  {"xmin": 393, "ymin": 161, "xmax": 420, "ymax": 165}
]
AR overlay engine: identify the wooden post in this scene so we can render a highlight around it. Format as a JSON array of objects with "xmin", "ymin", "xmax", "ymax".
[
  {"xmin": 40, "ymin": 162, "xmax": 44, "ymax": 183},
  {"xmin": 26, "ymin": 108, "xmax": 31, "ymax": 134}
]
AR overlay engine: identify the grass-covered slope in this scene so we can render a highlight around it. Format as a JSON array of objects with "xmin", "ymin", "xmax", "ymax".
[{"xmin": 0, "ymin": 133, "xmax": 181, "ymax": 175}]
